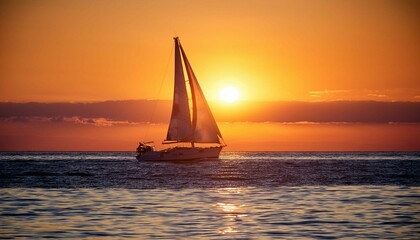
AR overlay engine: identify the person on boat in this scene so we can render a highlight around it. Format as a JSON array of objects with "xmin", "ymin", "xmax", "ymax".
[
  {"xmin": 136, "ymin": 142, "xmax": 145, "ymax": 156},
  {"xmin": 136, "ymin": 142, "xmax": 153, "ymax": 157}
]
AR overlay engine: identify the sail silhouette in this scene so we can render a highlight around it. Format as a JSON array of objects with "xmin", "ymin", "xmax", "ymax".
[{"xmin": 136, "ymin": 37, "xmax": 225, "ymax": 161}]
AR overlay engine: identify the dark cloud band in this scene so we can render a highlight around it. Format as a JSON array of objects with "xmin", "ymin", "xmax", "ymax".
[{"xmin": 1, "ymin": 100, "xmax": 419, "ymax": 123}]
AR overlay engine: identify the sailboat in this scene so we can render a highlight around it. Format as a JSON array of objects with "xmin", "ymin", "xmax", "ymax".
[{"xmin": 136, "ymin": 37, "xmax": 226, "ymax": 161}]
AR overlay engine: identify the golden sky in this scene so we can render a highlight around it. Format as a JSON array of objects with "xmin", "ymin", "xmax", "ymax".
[
  {"xmin": 1, "ymin": 0, "xmax": 419, "ymax": 151},
  {"xmin": 1, "ymin": 0, "xmax": 419, "ymax": 102}
]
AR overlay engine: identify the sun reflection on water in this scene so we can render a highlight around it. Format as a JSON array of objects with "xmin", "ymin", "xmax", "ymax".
[
  {"xmin": 220, "ymin": 226, "xmax": 238, "ymax": 234},
  {"xmin": 216, "ymin": 203, "xmax": 245, "ymax": 213},
  {"xmin": 213, "ymin": 187, "xmax": 249, "ymax": 235}
]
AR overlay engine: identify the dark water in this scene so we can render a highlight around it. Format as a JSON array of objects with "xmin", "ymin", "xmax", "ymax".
[
  {"xmin": 1, "ymin": 152, "xmax": 419, "ymax": 188},
  {"xmin": 1, "ymin": 152, "xmax": 419, "ymax": 239}
]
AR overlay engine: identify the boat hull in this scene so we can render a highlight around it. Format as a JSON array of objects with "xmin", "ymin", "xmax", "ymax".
[{"xmin": 137, "ymin": 146, "xmax": 222, "ymax": 161}]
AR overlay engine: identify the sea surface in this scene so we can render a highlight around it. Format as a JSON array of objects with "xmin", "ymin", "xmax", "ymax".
[{"xmin": 1, "ymin": 152, "xmax": 419, "ymax": 239}]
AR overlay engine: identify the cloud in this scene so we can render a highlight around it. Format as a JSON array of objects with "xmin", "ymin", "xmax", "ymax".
[
  {"xmin": 1, "ymin": 116, "xmax": 132, "ymax": 127},
  {"xmin": 309, "ymin": 89, "xmax": 420, "ymax": 101},
  {"xmin": 1, "ymin": 100, "xmax": 420, "ymax": 124},
  {"xmin": 56, "ymin": 117, "xmax": 132, "ymax": 127},
  {"xmin": 367, "ymin": 94, "xmax": 387, "ymax": 98},
  {"xmin": 309, "ymin": 90, "xmax": 350, "ymax": 95},
  {"xmin": 69, "ymin": 117, "xmax": 130, "ymax": 127}
]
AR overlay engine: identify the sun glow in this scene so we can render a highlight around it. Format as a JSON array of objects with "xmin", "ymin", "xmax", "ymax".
[{"xmin": 219, "ymin": 87, "xmax": 240, "ymax": 103}]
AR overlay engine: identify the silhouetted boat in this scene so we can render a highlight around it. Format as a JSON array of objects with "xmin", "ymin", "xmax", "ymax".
[{"xmin": 136, "ymin": 37, "xmax": 226, "ymax": 161}]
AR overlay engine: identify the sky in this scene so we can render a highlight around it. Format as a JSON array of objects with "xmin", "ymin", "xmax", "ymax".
[{"xmin": 0, "ymin": 0, "xmax": 419, "ymax": 151}]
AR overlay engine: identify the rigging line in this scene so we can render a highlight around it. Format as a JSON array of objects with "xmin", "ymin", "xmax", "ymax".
[{"xmin": 143, "ymin": 42, "xmax": 174, "ymax": 141}]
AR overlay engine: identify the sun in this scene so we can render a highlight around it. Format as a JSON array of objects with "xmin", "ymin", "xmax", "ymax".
[{"xmin": 219, "ymin": 86, "xmax": 240, "ymax": 103}]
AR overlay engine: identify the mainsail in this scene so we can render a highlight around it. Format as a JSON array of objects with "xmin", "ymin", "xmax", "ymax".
[
  {"xmin": 165, "ymin": 38, "xmax": 193, "ymax": 142},
  {"xmin": 164, "ymin": 37, "xmax": 223, "ymax": 144}
]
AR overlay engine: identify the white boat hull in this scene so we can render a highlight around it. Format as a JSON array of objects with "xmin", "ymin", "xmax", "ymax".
[{"xmin": 137, "ymin": 146, "xmax": 222, "ymax": 161}]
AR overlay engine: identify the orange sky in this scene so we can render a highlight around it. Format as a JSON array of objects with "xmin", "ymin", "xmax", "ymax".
[
  {"xmin": 1, "ymin": 120, "xmax": 419, "ymax": 151},
  {"xmin": 1, "ymin": 0, "xmax": 419, "ymax": 102},
  {"xmin": 0, "ymin": 0, "xmax": 419, "ymax": 151}
]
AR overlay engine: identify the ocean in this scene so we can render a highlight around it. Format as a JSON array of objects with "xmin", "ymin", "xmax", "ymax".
[{"xmin": 1, "ymin": 152, "xmax": 419, "ymax": 239}]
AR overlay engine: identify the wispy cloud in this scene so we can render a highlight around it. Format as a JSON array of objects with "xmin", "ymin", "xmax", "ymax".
[
  {"xmin": 1, "ymin": 116, "xmax": 132, "ymax": 127},
  {"xmin": 67, "ymin": 117, "xmax": 131, "ymax": 127},
  {"xmin": 367, "ymin": 94, "xmax": 387, "ymax": 98},
  {"xmin": 309, "ymin": 89, "xmax": 420, "ymax": 101},
  {"xmin": 309, "ymin": 90, "xmax": 350, "ymax": 95},
  {"xmin": 309, "ymin": 90, "xmax": 350, "ymax": 99}
]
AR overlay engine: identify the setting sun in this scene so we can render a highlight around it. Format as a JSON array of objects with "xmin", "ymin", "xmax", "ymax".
[{"xmin": 219, "ymin": 86, "xmax": 240, "ymax": 103}]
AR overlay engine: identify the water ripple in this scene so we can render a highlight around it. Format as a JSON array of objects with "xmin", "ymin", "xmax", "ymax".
[{"xmin": 1, "ymin": 186, "xmax": 419, "ymax": 239}]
